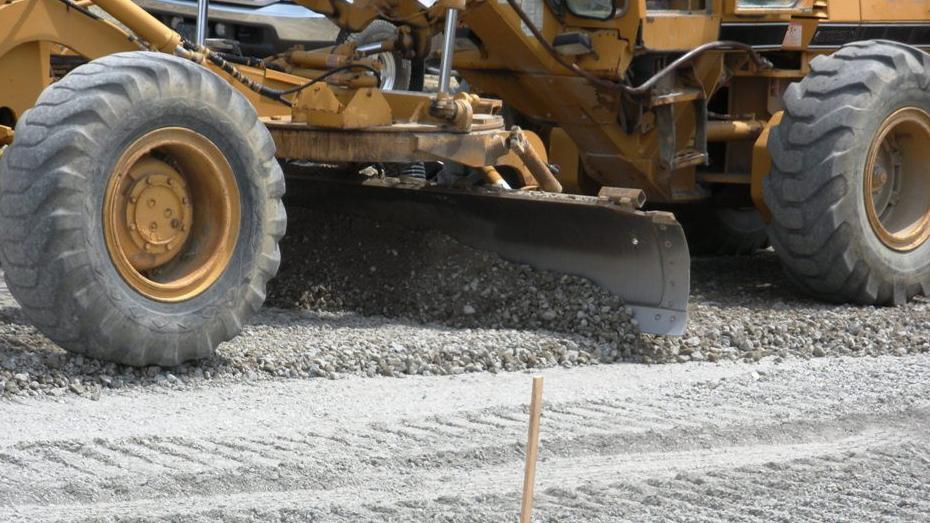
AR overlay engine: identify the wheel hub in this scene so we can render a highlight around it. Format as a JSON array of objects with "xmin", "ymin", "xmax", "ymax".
[
  {"xmin": 104, "ymin": 127, "xmax": 240, "ymax": 302},
  {"xmin": 870, "ymin": 165, "xmax": 889, "ymax": 193},
  {"xmin": 123, "ymin": 158, "xmax": 193, "ymax": 269},
  {"xmin": 864, "ymin": 107, "xmax": 930, "ymax": 252}
]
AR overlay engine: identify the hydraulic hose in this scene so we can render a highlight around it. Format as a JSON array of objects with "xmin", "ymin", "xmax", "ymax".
[
  {"xmin": 181, "ymin": 41, "xmax": 381, "ymax": 106},
  {"xmin": 503, "ymin": 0, "xmax": 772, "ymax": 96}
]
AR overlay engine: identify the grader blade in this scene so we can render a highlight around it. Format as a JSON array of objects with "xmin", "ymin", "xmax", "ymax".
[{"xmin": 285, "ymin": 173, "xmax": 690, "ymax": 335}]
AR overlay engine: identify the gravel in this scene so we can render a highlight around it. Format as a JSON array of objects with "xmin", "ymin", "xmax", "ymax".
[
  {"xmin": 2, "ymin": 354, "xmax": 929, "ymax": 522},
  {"xmin": 0, "ymin": 206, "xmax": 928, "ymax": 399},
  {"xmin": 267, "ymin": 207, "xmax": 644, "ymax": 354}
]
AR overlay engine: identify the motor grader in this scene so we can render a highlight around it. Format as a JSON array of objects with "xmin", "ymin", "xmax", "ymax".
[
  {"xmin": 0, "ymin": 0, "xmax": 689, "ymax": 366},
  {"xmin": 294, "ymin": 0, "xmax": 930, "ymax": 308},
  {"xmin": 0, "ymin": 0, "xmax": 928, "ymax": 366}
]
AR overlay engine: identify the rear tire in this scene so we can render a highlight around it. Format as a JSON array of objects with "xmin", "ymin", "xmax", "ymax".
[
  {"xmin": 765, "ymin": 40, "xmax": 930, "ymax": 304},
  {"xmin": 0, "ymin": 52, "xmax": 286, "ymax": 366}
]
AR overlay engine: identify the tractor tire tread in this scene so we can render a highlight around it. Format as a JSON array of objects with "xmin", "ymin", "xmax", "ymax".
[
  {"xmin": 764, "ymin": 40, "xmax": 930, "ymax": 305},
  {"xmin": 0, "ymin": 52, "xmax": 285, "ymax": 366}
]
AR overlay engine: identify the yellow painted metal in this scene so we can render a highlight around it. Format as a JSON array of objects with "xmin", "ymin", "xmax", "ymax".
[
  {"xmin": 292, "ymin": 84, "xmax": 395, "ymax": 128},
  {"xmin": 547, "ymin": 128, "xmax": 582, "ymax": 193},
  {"xmin": 863, "ymin": 107, "xmax": 930, "ymax": 252},
  {"xmin": 707, "ymin": 120, "xmax": 765, "ymax": 142},
  {"xmin": 0, "ymin": 0, "xmax": 303, "ymax": 119},
  {"xmin": 496, "ymin": 130, "xmax": 548, "ymax": 188},
  {"xmin": 432, "ymin": 0, "xmax": 930, "ymax": 209},
  {"xmin": 265, "ymin": 117, "xmax": 512, "ymax": 167},
  {"xmin": 104, "ymin": 128, "xmax": 240, "ymax": 302},
  {"xmin": 4, "ymin": 0, "xmax": 930, "ymax": 220},
  {"xmin": 861, "ymin": 0, "xmax": 927, "ymax": 22},
  {"xmin": 0, "ymin": 42, "xmax": 51, "ymax": 122},
  {"xmin": 0, "ymin": 0, "xmax": 136, "ymax": 118},
  {"xmin": 640, "ymin": 14, "xmax": 721, "ymax": 51},
  {"xmin": 750, "ymin": 111, "xmax": 782, "ymax": 222},
  {"xmin": 119, "ymin": 157, "xmax": 194, "ymax": 271},
  {"xmin": 93, "ymin": 0, "xmax": 181, "ymax": 52}
]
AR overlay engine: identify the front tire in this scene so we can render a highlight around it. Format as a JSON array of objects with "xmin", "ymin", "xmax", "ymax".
[
  {"xmin": 765, "ymin": 40, "xmax": 930, "ymax": 304},
  {"xmin": 0, "ymin": 52, "xmax": 286, "ymax": 366}
]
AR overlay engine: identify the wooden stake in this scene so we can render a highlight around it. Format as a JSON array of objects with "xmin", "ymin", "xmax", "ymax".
[{"xmin": 520, "ymin": 376, "xmax": 544, "ymax": 523}]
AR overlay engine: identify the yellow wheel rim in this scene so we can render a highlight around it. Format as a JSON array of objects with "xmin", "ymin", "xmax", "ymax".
[
  {"xmin": 104, "ymin": 128, "xmax": 240, "ymax": 302},
  {"xmin": 864, "ymin": 107, "xmax": 930, "ymax": 252}
]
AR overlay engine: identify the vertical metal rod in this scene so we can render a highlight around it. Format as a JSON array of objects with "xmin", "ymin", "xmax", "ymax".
[
  {"xmin": 438, "ymin": 8, "xmax": 458, "ymax": 94},
  {"xmin": 195, "ymin": 0, "xmax": 209, "ymax": 46},
  {"xmin": 520, "ymin": 376, "xmax": 544, "ymax": 523}
]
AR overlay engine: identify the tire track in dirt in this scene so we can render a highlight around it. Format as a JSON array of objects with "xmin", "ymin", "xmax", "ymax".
[
  {"xmin": 0, "ymin": 356, "xmax": 928, "ymax": 521},
  {"xmin": 3, "ymin": 422, "xmax": 926, "ymax": 522}
]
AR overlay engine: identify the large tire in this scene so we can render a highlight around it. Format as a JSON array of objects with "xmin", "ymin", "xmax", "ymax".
[
  {"xmin": 0, "ymin": 52, "xmax": 286, "ymax": 366},
  {"xmin": 765, "ymin": 40, "xmax": 930, "ymax": 304},
  {"xmin": 681, "ymin": 207, "xmax": 770, "ymax": 256},
  {"xmin": 344, "ymin": 21, "xmax": 414, "ymax": 91}
]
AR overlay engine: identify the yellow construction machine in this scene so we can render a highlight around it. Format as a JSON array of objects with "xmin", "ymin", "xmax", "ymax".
[
  {"xmin": 292, "ymin": 0, "xmax": 930, "ymax": 306},
  {"xmin": 0, "ymin": 0, "xmax": 688, "ymax": 365},
  {"xmin": 2, "ymin": 0, "xmax": 929, "ymax": 365}
]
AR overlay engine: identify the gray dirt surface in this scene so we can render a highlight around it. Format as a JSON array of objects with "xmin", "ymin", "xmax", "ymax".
[
  {"xmin": 1, "ymin": 207, "xmax": 929, "ymax": 522},
  {"xmin": 1, "ymin": 207, "xmax": 929, "ymax": 399},
  {"xmin": 0, "ymin": 354, "xmax": 928, "ymax": 522}
]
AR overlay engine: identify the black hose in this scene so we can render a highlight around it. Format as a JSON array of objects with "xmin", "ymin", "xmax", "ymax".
[
  {"xmin": 185, "ymin": 41, "xmax": 293, "ymax": 105},
  {"xmin": 182, "ymin": 41, "xmax": 381, "ymax": 106},
  {"xmin": 626, "ymin": 41, "xmax": 773, "ymax": 97},
  {"xmin": 272, "ymin": 64, "xmax": 383, "ymax": 96},
  {"xmin": 503, "ymin": 0, "xmax": 771, "ymax": 97},
  {"xmin": 55, "ymin": 0, "xmax": 101, "ymax": 20},
  {"xmin": 214, "ymin": 52, "xmax": 285, "ymax": 71}
]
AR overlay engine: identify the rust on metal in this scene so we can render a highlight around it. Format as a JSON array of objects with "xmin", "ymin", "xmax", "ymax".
[
  {"xmin": 507, "ymin": 128, "xmax": 562, "ymax": 193},
  {"xmin": 267, "ymin": 117, "xmax": 511, "ymax": 167},
  {"xmin": 598, "ymin": 187, "xmax": 646, "ymax": 210}
]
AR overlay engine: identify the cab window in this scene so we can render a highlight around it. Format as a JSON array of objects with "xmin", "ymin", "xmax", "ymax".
[{"xmin": 565, "ymin": 0, "xmax": 619, "ymax": 19}]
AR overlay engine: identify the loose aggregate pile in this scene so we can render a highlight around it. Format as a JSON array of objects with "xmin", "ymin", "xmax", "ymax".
[
  {"xmin": 267, "ymin": 207, "xmax": 644, "ymax": 356},
  {"xmin": 0, "ymin": 206, "xmax": 928, "ymax": 398}
]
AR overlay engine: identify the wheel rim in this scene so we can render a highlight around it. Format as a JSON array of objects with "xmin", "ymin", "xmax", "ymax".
[
  {"xmin": 375, "ymin": 51, "xmax": 397, "ymax": 90},
  {"xmin": 104, "ymin": 128, "xmax": 240, "ymax": 302},
  {"xmin": 864, "ymin": 107, "xmax": 930, "ymax": 252}
]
